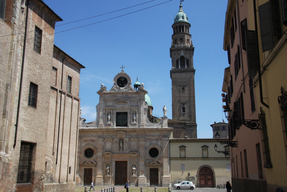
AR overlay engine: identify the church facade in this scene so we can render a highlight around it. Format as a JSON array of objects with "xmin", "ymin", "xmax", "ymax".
[{"xmin": 78, "ymin": 70, "xmax": 172, "ymax": 187}]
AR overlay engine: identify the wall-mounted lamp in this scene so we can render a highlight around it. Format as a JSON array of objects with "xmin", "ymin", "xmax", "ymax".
[
  {"xmin": 215, "ymin": 132, "xmax": 238, "ymax": 148},
  {"xmin": 214, "ymin": 144, "xmax": 230, "ymax": 156}
]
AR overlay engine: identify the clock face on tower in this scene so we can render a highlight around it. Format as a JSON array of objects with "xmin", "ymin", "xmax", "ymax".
[{"xmin": 117, "ymin": 77, "xmax": 128, "ymax": 87}]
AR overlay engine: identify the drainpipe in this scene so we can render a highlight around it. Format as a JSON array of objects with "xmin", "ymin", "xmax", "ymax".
[
  {"xmin": 55, "ymin": 56, "xmax": 66, "ymax": 164},
  {"xmin": 253, "ymin": 0, "xmax": 269, "ymax": 109},
  {"xmin": 13, "ymin": 0, "xmax": 29, "ymax": 148}
]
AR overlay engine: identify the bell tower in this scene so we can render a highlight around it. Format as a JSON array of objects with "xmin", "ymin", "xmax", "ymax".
[{"xmin": 170, "ymin": 1, "xmax": 197, "ymax": 138}]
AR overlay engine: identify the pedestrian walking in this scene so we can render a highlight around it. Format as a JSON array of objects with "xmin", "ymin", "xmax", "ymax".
[
  {"xmin": 124, "ymin": 180, "xmax": 129, "ymax": 192},
  {"xmin": 89, "ymin": 181, "xmax": 95, "ymax": 191},
  {"xmin": 226, "ymin": 181, "xmax": 232, "ymax": 192}
]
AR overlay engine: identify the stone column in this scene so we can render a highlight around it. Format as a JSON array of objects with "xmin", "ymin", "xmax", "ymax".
[
  {"xmin": 162, "ymin": 138, "xmax": 171, "ymax": 186},
  {"xmin": 96, "ymin": 138, "xmax": 103, "ymax": 185},
  {"xmin": 138, "ymin": 138, "xmax": 146, "ymax": 186}
]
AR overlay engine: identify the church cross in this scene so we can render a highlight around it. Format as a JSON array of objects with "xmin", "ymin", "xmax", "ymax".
[{"xmin": 120, "ymin": 65, "xmax": 125, "ymax": 72}]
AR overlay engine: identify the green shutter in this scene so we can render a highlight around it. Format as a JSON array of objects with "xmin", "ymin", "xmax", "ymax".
[
  {"xmin": 245, "ymin": 30, "xmax": 259, "ymax": 77},
  {"xmin": 259, "ymin": 1, "xmax": 274, "ymax": 52}
]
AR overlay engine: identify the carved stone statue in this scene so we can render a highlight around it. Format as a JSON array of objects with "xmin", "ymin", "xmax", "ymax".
[
  {"xmin": 163, "ymin": 105, "xmax": 167, "ymax": 117},
  {"xmin": 107, "ymin": 113, "xmax": 111, "ymax": 122},
  {"xmin": 133, "ymin": 111, "xmax": 136, "ymax": 122},
  {"xmin": 132, "ymin": 164, "xmax": 137, "ymax": 175},
  {"xmin": 119, "ymin": 139, "xmax": 123, "ymax": 151},
  {"xmin": 106, "ymin": 164, "xmax": 110, "ymax": 175}
]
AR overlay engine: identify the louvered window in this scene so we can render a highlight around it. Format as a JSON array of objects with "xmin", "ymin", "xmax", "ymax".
[
  {"xmin": 234, "ymin": 53, "xmax": 238, "ymax": 78},
  {"xmin": 230, "ymin": 19, "xmax": 235, "ymax": 48},
  {"xmin": 259, "ymin": 1, "xmax": 282, "ymax": 52},
  {"xmin": 241, "ymin": 19, "xmax": 247, "ymax": 50},
  {"xmin": 227, "ymin": 45, "xmax": 231, "ymax": 64},
  {"xmin": 245, "ymin": 30, "xmax": 259, "ymax": 77}
]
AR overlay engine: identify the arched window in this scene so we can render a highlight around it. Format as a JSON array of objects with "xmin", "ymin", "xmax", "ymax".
[{"xmin": 180, "ymin": 56, "xmax": 185, "ymax": 68}]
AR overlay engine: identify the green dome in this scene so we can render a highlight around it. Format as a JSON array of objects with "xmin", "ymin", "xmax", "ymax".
[
  {"xmin": 145, "ymin": 94, "xmax": 152, "ymax": 107},
  {"xmin": 174, "ymin": 4, "xmax": 189, "ymax": 24},
  {"xmin": 134, "ymin": 79, "xmax": 141, "ymax": 87}
]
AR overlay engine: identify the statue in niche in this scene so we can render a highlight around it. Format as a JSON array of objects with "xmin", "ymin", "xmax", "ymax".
[
  {"xmin": 163, "ymin": 105, "xmax": 167, "ymax": 117},
  {"xmin": 132, "ymin": 164, "xmax": 137, "ymax": 175},
  {"xmin": 106, "ymin": 164, "xmax": 110, "ymax": 175},
  {"xmin": 119, "ymin": 139, "xmax": 124, "ymax": 151},
  {"xmin": 133, "ymin": 111, "xmax": 136, "ymax": 122},
  {"xmin": 107, "ymin": 113, "xmax": 111, "ymax": 122}
]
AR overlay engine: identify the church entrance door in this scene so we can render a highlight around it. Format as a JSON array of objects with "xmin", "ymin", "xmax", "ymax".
[
  {"xmin": 115, "ymin": 161, "xmax": 127, "ymax": 185},
  {"xmin": 199, "ymin": 167, "xmax": 214, "ymax": 187},
  {"xmin": 84, "ymin": 168, "xmax": 93, "ymax": 186},
  {"xmin": 150, "ymin": 168, "xmax": 158, "ymax": 186}
]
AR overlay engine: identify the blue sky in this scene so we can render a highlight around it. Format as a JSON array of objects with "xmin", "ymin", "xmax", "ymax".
[{"xmin": 44, "ymin": 0, "xmax": 229, "ymax": 138}]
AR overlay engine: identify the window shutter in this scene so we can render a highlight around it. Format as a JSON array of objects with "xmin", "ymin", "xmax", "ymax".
[
  {"xmin": 227, "ymin": 45, "xmax": 231, "ymax": 64},
  {"xmin": 241, "ymin": 19, "xmax": 247, "ymax": 50},
  {"xmin": 245, "ymin": 30, "xmax": 259, "ymax": 77},
  {"xmin": 259, "ymin": 1, "xmax": 274, "ymax": 52},
  {"xmin": 282, "ymin": 0, "xmax": 287, "ymax": 26},
  {"xmin": 0, "ymin": 0, "xmax": 6, "ymax": 19}
]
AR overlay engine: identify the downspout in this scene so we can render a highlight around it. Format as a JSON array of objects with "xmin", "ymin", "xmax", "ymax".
[
  {"xmin": 55, "ymin": 56, "xmax": 66, "ymax": 164},
  {"xmin": 253, "ymin": 0, "xmax": 269, "ymax": 109},
  {"xmin": 13, "ymin": 0, "xmax": 29, "ymax": 148}
]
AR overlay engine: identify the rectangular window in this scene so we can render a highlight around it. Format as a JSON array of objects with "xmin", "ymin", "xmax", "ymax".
[
  {"xmin": 17, "ymin": 142, "xmax": 35, "ymax": 183},
  {"xmin": 181, "ymin": 164, "xmax": 185, "ymax": 172},
  {"xmin": 0, "ymin": 0, "xmax": 7, "ymax": 20},
  {"xmin": 28, "ymin": 82, "xmax": 38, "ymax": 107},
  {"xmin": 244, "ymin": 149, "xmax": 249, "ymax": 178},
  {"xmin": 202, "ymin": 148, "xmax": 208, "ymax": 158},
  {"xmin": 51, "ymin": 67, "xmax": 57, "ymax": 86},
  {"xmin": 67, "ymin": 76, "xmax": 72, "ymax": 93},
  {"xmin": 227, "ymin": 164, "xmax": 231, "ymax": 171},
  {"xmin": 180, "ymin": 148, "xmax": 186, "ymax": 158},
  {"xmin": 256, "ymin": 143, "xmax": 263, "ymax": 179},
  {"xmin": 214, "ymin": 126, "xmax": 219, "ymax": 131},
  {"xmin": 116, "ymin": 112, "xmax": 127, "ymax": 126},
  {"xmin": 33, "ymin": 26, "xmax": 42, "ymax": 54},
  {"xmin": 222, "ymin": 126, "xmax": 226, "ymax": 131}
]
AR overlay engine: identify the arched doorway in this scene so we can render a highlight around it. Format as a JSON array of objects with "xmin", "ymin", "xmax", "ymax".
[{"xmin": 198, "ymin": 166, "xmax": 214, "ymax": 187}]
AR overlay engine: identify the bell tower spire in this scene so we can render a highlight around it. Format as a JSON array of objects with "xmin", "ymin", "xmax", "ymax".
[{"xmin": 170, "ymin": 1, "xmax": 197, "ymax": 138}]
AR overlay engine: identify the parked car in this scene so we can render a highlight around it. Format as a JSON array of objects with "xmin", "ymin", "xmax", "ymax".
[{"xmin": 173, "ymin": 181, "xmax": 195, "ymax": 190}]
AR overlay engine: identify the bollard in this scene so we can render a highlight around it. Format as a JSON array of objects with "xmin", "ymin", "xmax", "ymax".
[
  {"xmin": 154, "ymin": 186, "xmax": 157, "ymax": 192},
  {"xmin": 113, "ymin": 186, "xmax": 115, "ymax": 192},
  {"xmin": 84, "ymin": 187, "xmax": 87, "ymax": 192},
  {"xmin": 141, "ymin": 186, "xmax": 143, "ymax": 192}
]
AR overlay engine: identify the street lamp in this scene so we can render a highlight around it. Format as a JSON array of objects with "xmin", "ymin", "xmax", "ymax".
[
  {"xmin": 214, "ymin": 132, "xmax": 238, "ymax": 148},
  {"xmin": 214, "ymin": 144, "xmax": 230, "ymax": 156}
]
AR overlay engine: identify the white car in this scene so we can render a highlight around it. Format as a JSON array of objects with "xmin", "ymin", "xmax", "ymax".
[{"xmin": 173, "ymin": 181, "xmax": 195, "ymax": 190}]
